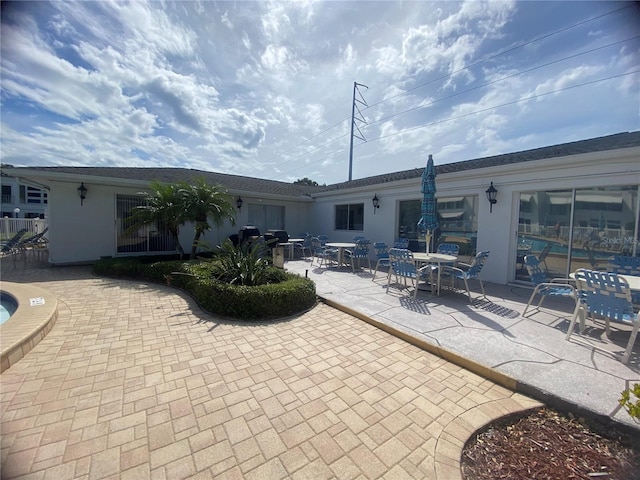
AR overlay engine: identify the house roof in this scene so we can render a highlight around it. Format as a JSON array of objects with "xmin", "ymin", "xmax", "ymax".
[
  {"xmin": 321, "ymin": 131, "xmax": 640, "ymax": 191},
  {"xmin": 1, "ymin": 166, "xmax": 322, "ymax": 198},
  {"xmin": 3, "ymin": 131, "xmax": 639, "ymax": 198}
]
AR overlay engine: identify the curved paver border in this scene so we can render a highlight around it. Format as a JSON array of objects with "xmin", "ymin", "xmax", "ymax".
[{"xmin": 0, "ymin": 281, "xmax": 58, "ymax": 372}]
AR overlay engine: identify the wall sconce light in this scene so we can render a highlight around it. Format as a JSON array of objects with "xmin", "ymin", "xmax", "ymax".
[
  {"xmin": 485, "ymin": 182, "xmax": 498, "ymax": 213},
  {"xmin": 236, "ymin": 196, "xmax": 243, "ymax": 211},
  {"xmin": 77, "ymin": 182, "xmax": 88, "ymax": 206},
  {"xmin": 372, "ymin": 194, "xmax": 380, "ymax": 214}
]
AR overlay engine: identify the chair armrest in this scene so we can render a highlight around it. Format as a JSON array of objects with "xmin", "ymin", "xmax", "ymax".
[
  {"xmin": 441, "ymin": 265, "xmax": 464, "ymax": 275},
  {"xmin": 537, "ymin": 282, "xmax": 576, "ymax": 293},
  {"xmin": 550, "ymin": 277, "xmax": 576, "ymax": 284}
]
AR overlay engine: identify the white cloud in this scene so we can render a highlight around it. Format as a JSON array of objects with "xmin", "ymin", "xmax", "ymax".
[{"xmin": 0, "ymin": 0, "xmax": 637, "ymax": 184}]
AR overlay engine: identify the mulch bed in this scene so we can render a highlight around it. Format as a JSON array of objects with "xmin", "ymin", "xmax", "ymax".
[{"xmin": 461, "ymin": 408, "xmax": 640, "ymax": 480}]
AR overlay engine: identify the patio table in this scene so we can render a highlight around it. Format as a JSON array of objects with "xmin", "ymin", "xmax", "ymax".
[
  {"xmin": 325, "ymin": 242, "xmax": 356, "ymax": 267},
  {"xmin": 282, "ymin": 238, "xmax": 305, "ymax": 260},
  {"xmin": 412, "ymin": 252, "xmax": 458, "ymax": 296}
]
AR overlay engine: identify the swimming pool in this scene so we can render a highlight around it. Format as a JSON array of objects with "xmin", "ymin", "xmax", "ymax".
[{"xmin": 0, "ymin": 291, "xmax": 18, "ymax": 325}]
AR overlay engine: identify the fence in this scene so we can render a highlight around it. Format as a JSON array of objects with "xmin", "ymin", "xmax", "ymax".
[{"xmin": 0, "ymin": 217, "xmax": 48, "ymax": 240}]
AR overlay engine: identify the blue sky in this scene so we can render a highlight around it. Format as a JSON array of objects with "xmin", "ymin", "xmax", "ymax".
[{"xmin": 1, "ymin": 1, "xmax": 638, "ymax": 185}]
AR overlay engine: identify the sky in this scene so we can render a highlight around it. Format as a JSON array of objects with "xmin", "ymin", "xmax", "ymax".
[{"xmin": 1, "ymin": 1, "xmax": 639, "ymax": 186}]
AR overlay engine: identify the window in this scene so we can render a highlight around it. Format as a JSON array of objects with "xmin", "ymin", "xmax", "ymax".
[
  {"xmin": 26, "ymin": 186, "xmax": 47, "ymax": 204},
  {"xmin": 247, "ymin": 204, "xmax": 285, "ymax": 232},
  {"xmin": 398, "ymin": 196, "xmax": 478, "ymax": 254},
  {"xmin": 335, "ymin": 204, "xmax": 364, "ymax": 231},
  {"xmin": 116, "ymin": 195, "xmax": 175, "ymax": 254},
  {"xmin": 1, "ymin": 185, "xmax": 11, "ymax": 204}
]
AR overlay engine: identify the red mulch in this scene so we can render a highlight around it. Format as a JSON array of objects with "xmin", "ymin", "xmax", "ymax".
[{"xmin": 461, "ymin": 408, "xmax": 640, "ymax": 480}]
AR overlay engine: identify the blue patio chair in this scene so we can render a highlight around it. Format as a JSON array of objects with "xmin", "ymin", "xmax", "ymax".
[
  {"xmin": 344, "ymin": 239, "xmax": 371, "ymax": 273},
  {"xmin": 386, "ymin": 248, "xmax": 433, "ymax": 299},
  {"xmin": 310, "ymin": 237, "xmax": 338, "ymax": 267},
  {"xmin": 608, "ymin": 255, "xmax": 640, "ymax": 305},
  {"xmin": 522, "ymin": 255, "xmax": 576, "ymax": 317},
  {"xmin": 436, "ymin": 243, "xmax": 459, "ymax": 256},
  {"xmin": 440, "ymin": 251, "xmax": 490, "ymax": 303},
  {"xmin": 607, "ymin": 255, "xmax": 640, "ymax": 275},
  {"xmin": 294, "ymin": 235, "xmax": 313, "ymax": 259},
  {"xmin": 566, "ymin": 269, "xmax": 639, "ymax": 364},
  {"xmin": 317, "ymin": 235, "xmax": 329, "ymax": 246},
  {"xmin": 371, "ymin": 242, "xmax": 390, "ymax": 281},
  {"xmin": 394, "ymin": 238, "xmax": 410, "ymax": 249}
]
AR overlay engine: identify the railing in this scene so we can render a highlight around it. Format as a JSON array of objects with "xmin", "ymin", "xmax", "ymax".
[{"xmin": 0, "ymin": 218, "xmax": 48, "ymax": 240}]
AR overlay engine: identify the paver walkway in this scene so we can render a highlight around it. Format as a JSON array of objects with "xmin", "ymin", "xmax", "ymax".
[{"xmin": 0, "ymin": 264, "xmax": 540, "ymax": 479}]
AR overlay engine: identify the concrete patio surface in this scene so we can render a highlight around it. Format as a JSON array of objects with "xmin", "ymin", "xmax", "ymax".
[
  {"xmin": 0, "ymin": 260, "xmax": 541, "ymax": 480},
  {"xmin": 284, "ymin": 257, "xmax": 640, "ymax": 431}
]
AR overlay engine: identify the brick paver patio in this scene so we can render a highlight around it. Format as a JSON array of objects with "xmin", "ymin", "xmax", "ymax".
[{"xmin": 0, "ymin": 267, "xmax": 539, "ymax": 479}]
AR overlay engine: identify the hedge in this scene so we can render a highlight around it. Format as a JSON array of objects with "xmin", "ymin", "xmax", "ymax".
[{"xmin": 92, "ymin": 257, "xmax": 317, "ymax": 321}]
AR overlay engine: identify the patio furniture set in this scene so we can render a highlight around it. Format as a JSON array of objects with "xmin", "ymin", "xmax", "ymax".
[
  {"xmin": 522, "ymin": 253, "xmax": 640, "ymax": 365},
  {"xmin": 301, "ymin": 237, "xmax": 639, "ymax": 365}
]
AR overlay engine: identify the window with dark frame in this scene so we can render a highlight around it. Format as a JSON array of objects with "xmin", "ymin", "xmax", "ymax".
[{"xmin": 335, "ymin": 203, "xmax": 364, "ymax": 231}]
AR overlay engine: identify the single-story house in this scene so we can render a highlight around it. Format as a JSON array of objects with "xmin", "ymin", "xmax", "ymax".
[{"xmin": 3, "ymin": 131, "xmax": 639, "ymax": 286}]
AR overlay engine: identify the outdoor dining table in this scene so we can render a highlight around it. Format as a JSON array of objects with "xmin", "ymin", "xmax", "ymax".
[
  {"xmin": 325, "ymin": 242, "xmax": 356, "ymax": 267},
  {"xmin": 412, "ymin": 252, "xmax": 458, "ymax": 296},
  {"xmin": 281, "ymin": 238, "xmax": 305, "ymax": 260}
]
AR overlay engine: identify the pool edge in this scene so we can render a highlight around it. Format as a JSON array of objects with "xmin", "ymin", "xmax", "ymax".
[{"xmin": 0, "ymin": 282, "xmax": 58, "ymax": 373}]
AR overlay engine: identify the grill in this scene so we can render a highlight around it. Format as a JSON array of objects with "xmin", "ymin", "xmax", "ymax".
[
  {"xmin": 265, "ymin": 230, "xmax": 289, "ymax": 245},
  {"xmin": 238, "ymin": 226, "xmax": 261, "ymax": 244}
]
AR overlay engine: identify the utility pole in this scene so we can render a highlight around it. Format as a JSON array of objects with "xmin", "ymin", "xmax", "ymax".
[{"xmin": 348, "ymin": 81, "xmax": 368, "ymax": 181}]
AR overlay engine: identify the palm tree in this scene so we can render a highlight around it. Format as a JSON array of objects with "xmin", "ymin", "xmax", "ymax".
[
  {"xmin": 126, "ymin": 181, "xmax": 187, "ymax": 257},
  {"xmin": 178, "ymin": 177, "xmax": 236, "ymax": 259}
]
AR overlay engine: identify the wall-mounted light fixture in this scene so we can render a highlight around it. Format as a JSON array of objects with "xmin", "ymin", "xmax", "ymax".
[
  {"xmin": 236, "ymin": 196, "xmax": 243, "ymax": 211},
  {"xmin": 485, "ymin": 182, "xmax": 497, "ymax": 213},
  {"xmin": 372, "ymin": 194, "xmax": 380, "ymax": 214},
  {"xmin": 77, "ymin": 182, "xmax": 88, "ymax": 206}
]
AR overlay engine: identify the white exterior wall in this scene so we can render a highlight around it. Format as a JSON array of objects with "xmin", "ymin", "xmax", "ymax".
[
  {"xmin": 311, "ymin": 146, "xmax": 640, "ymax": 284},
  {"xmin": 43, "ymin": 180, "xmax": 313, "ymax": 264}
]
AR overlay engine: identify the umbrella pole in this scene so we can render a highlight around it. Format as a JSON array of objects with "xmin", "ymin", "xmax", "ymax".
[{"xmin": 426, "ymin": 232, "xmax": 431, "ymax": 253}]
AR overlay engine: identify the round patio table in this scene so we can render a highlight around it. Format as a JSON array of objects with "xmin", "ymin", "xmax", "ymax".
[
  {"xmin": 325, "ymin": 242, "xmax": 356, "ymax": 267},
  {"xmin": 412, "ymin": 252, "xmax": 458, "ymax": 296}
]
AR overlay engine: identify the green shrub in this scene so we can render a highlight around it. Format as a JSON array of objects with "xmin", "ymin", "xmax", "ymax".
[
  {"xmin": 93, "ymin": 255, "xmax": 316, "ymax": 321},
  {"xmin": 212, "ymin": 239, "xmax": 273, "ymax": 286},
  {"xmin": 620, "ymin": 384, "xmax": 640, "ymax": 421}
]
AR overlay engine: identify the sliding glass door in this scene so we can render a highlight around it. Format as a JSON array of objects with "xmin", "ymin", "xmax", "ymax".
[
  {"xmin": 516, "ymin": 186, "xmax": 639, "ymax": 282},
  {"xmin": 116, "ymin": 195, "xmax": 175, "ymax": 254}
]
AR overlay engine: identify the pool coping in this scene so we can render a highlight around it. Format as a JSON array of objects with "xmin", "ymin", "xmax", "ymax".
[{"xmin": 0, "ymin": 282, "xmax": 58, "ymax": 373}]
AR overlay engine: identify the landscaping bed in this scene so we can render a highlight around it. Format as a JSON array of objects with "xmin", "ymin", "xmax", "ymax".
[{"xmin": 461, "ymin": 407, "xmax": 640, "ymax": 480}]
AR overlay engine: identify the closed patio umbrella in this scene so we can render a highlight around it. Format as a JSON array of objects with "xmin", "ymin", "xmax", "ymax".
[{"xmin": 418, "ymin": 154, "xmax": 438, "ymax": 253}]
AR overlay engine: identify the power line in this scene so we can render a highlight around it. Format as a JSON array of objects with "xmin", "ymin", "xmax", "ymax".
[
  {"xmin": 365, "ymin": 71, "xmax": 640, "ymax": 144},
  {"xmin": 271, "ymin": 70, "xmax": 638, "ymax": 179},
  {"xmin": 264, "ymin": 5, "xmax": 633, "ymax": 180},
  {"xmin": 363, "ymin": 36, "xmax": 639, "ymax": 130},
  {"xmin": 364, "ymin": 4, "xmax": 633, "ymax": 110}
]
